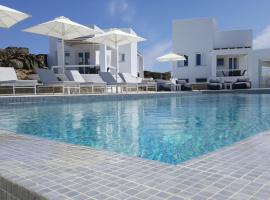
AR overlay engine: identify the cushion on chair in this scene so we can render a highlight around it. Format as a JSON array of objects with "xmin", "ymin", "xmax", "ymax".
[
  {"xmin": 209, "ymin": 79, "xmax": 220, "ymax": 83},
  {"xmin": 176, "ymin": 80, "xmax": 187, "ymax": 84},
  {"xmin": 236, "ymin": 78, "xmax": 249, "ymax": 82}
]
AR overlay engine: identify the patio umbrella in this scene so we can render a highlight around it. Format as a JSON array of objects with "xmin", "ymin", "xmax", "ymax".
[
  {"xmin": 85, "ymin": 28, "xmax": 145, "ymax": 82},
  {"xmin": 157, "ymin": 53, "xmax": 186, "ymax": 79},
  {"xmin": 157, "ymin": 53, "xmax": 185, "ymax": 62},
  {"xmin": 0, "ymin": 4, "xmax": 30, "ymax": 28},
  {"xmin": 23, "ymin": 16, "xmax": 102, "ymax": 66}
]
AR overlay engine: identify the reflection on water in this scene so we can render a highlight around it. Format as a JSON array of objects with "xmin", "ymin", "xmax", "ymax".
[{"xmin": 0, "ymin": 94, "xmax": 270, "ymax": 164}]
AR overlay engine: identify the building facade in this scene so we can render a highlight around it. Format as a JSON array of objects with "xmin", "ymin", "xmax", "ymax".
[
  {"xmin": 48, "ymin": 26, "xmax": 144, "ymax": 78},
  {"xmin": 172, "ymin": 18, "xmax": 270, "ymax": 88}
]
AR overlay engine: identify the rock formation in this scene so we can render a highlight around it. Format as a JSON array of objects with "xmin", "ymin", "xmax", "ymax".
[{"xmin": 0, "ymin": 47, "xmax": 47, "ymax": 80}]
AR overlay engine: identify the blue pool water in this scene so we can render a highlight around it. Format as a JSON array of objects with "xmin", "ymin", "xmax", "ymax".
[{"xmin": 1, "ymin": 94, "xmax": 270, "ymax": 164}]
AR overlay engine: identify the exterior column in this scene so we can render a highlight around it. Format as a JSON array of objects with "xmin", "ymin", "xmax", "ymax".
[
  {"xmin": 211, "ymin": 54, "xmax": 217, "ymax": 78},
  {"xmin": 99, "ymin": 44, "xmax": 107, "ymax": 72}
]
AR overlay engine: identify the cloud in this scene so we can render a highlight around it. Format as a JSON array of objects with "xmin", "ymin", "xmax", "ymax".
[
  {"xmin": 254, "ymin": 25, "xmax": 270, "ymax": 49},
  {"xmin": 108, "ymin": 0, "xmax": 135, "ymax": 23},
  {"xmin": 143, "ymin": 40, "xmax": 172, "ymax": 71}
]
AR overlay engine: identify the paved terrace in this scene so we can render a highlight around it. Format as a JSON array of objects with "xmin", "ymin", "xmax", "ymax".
[{"xmin": 1, "ymin": 131, "xmax": 270, "ymax": 200}]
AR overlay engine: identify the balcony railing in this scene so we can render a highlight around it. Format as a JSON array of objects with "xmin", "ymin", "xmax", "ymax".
[
  {"xmin": 51, "ymin": 64, "xmax": 117, "ymax": 74},
  {"xmin": 216, "ymin": 69, "xmax": 247, "ymax": 77}
]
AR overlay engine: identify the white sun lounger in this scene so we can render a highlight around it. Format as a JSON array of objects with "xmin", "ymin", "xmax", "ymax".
[
  {"xmin": 119, "ymin": 73, "xmax": 157, "ymax": 91},
  {"xmin": 99, "ymin": 72, "xmax": 130, "ymax": 93},
  {"xmin": 0, "ymin": 67, "xmax": 38, "ymax": 95},
  {"xmin": 66, "ymin": 70, "xmax": 107, "ymax": 93},
  {"xmin": 36, "ymin": 69, "xmax": 80, "ymax": 94}
]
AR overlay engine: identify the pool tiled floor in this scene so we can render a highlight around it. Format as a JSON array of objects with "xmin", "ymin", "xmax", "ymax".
[{"xmin": 1, "ymin": 131, "xmax": 270, "ymax": 200}]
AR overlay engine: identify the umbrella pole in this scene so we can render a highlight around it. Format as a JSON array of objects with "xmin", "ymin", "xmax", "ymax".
[
  {"xmin": 115, "ymin": 42, "xmax": 119, "ymax": 93},
  {"xmin": 61, "ymin": 39, "xmax": 65, "ymax": 73},
  {"xmin": 116, "ymin": 46, "xmax": 119, "ymax": 82}
]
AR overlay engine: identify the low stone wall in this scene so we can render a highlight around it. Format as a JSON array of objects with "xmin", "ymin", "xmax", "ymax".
[{"xmin": 0, "ymin": 176, "xmax": 46, "ymax": 200}]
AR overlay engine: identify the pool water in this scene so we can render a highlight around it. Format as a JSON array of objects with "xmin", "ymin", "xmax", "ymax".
[{"xmin": 1, "ymin": 94, "xmax": 270, "ymax": 164}]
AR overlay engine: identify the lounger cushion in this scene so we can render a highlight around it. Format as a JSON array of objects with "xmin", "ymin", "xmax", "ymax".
[
  {"xmin": 176, "ymin": 80, "xmax": 187, "ymax": 84},
  {"xmin": 119, "ymin": 73, "xmax": 140, "ymax": 83},
  {"xmin": 81, "ymin": 74, "xmax": 106, "ymax": 84},
  {"xmin": 209, "ymin": 79, "xmax": 220, "ymax": 83},
  {"xmin": 99, "ymin": 72, "xmax": 117, "ymax": 85},
  {"xmin": 232, "ymin": 82, "xmax": 250, "ymax": 89},
  {"xmin": 36, "ymin": 69, "xmax": 59, "ymax": 84},
  {"xmin": 65, "ymin": 70, "xmax": 85, "ymax": 83},
  {"xmin": 236, "ymin": 78, "xmax": 249, "ymax": 82},
  {"xmin": 0, "ymin": 67, "xmax": 18, "ymax": 81}
]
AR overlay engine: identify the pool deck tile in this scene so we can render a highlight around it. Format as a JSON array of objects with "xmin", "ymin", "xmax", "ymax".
[{"xmin": 1, "ymin": 130, "xmax": 270, "ymax": 199}]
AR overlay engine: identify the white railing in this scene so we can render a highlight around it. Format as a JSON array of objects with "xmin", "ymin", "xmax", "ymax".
[
  {"xmin": 51, "ymin": 65, "xmax": 99, "ymax": 74},
  {"xmin": 216, "ymin": 68, "xmax": 247, "ymax": 77}
]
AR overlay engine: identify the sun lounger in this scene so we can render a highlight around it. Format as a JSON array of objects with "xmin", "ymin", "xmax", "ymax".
[
  {"xmin": 99, "ymin": 72, "xmax": 127, "ymax": 93},
  {"xmin": 0, "ymin": 67, "xmax": 38, "ymax": 95},
  {"xmin": 232, "ymin": 78, "xmax": 251, "ymax": 89},
  {"xmin": 36, "ymin": 69, "xmax": 80, "ymax": 94},
  {"xmin": 208, "ymin": 79, "xmax": 223, "ymax": 90},
  {"xmin": 119, "ymin": 73, "xmax": 157, "ymax": 91},
  {"xmin": 171, "ymin": 79, "xmax": 192, "ymax": 91},
  {"xmin": 66, "ymin": 70, "xmax": 107, "ymax": 93}
]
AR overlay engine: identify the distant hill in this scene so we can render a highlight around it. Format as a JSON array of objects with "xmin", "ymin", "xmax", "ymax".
[{"xmin": 144, "ymin": 70, "xmax": 171, "ymax": 80}]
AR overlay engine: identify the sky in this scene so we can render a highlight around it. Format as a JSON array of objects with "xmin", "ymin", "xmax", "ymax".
[{"xmin": 1, "ymin": 0, "xmax": 270, "ymax": 72}]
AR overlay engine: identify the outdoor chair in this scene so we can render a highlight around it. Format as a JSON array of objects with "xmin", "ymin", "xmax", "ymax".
[
  {"xmin": 0, "ymin": 67, "xmax": 38, "ymax": 95},
  {"xmin": 36, "ymin": 69, "xmax": 80, "ymax": 94}
]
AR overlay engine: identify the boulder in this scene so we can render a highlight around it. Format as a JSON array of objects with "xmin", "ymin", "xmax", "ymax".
[{"xmin": 0, "ymin": 47, "xmax": 48, "ymax": 79}]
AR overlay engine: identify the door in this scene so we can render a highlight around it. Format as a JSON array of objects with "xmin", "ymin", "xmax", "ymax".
[
  {"xmin": 77, "ymin": 52, "xmax": 90, "ymax": 74},
  {"xmin": 229, "ymin": 57, "xmax": 238, "ymax": 76}
]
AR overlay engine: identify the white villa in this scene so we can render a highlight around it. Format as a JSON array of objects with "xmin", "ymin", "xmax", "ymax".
[
  {"xmin": 172, "ymin": 18, "xmax": 270, "ymax": 88},
  {"xmin": 47, "ymin": 26, "xmax": 144, "ymax": 78}
]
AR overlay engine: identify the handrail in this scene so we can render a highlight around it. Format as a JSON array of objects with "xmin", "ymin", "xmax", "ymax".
[
  {"xmin": 51, "ymin": 64, "xmax": 118, "ymax": 75},
  {"xmin": 51, "ymin": 64, "xmax": 100, "ymax": 69},
  {"xmin": 216, "ymin": 68, "xmax": 247, "ymax": 77}
]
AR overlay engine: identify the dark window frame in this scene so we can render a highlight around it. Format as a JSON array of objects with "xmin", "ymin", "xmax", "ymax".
[
  {"xmin": 120, "ymin": 53, "xmax": 125, "ymax": 62},
  {"xmin": 196, "ymin": 78, "xmax": 207, "ymax": 83},
  {"xmin": 196, "ymin": 54, "xmax": 201, "ymax": 66},
  {"xmin": 217, "ymin": 58, "xmax": 224, "ymax": 66},
  {"xmin": 184, "ymin": 55, "xmax": 188, "ymax": 66}
]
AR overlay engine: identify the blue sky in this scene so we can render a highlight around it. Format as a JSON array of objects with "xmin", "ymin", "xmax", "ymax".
[{"xmin": 1, "ymin": 0, "xmax": 270, "ymax": 72}]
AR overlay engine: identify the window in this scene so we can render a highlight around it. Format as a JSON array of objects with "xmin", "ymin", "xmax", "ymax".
[
  {"xmin": 120, "ymin": 53, "xmax": 125, "ymax": 62},
  {"xmin": 179, "ymin": 78, "xmax": 189, "ymax": 83},
  {"xmin": 233, "ymin": 57, "xmax": 237, "ymax": 69},
  {"xmin": 196, "ymin": 78, "xmax": 207, "ymax": 83},
  {"xmin": 196, "ymin": 54, "xmax": 201, "ymax": 66},
  {"xmin": 85, "ymin": 52, "xmax": 90, "ymax": 65},
  {"xmin": 78, "ymin": 52, "xmax": 90, "ymax": 65},
  {"xmin": 229, "ymin": 57, "xmax": 238, "ymax": 69},
  {"xmin": 176, "ymin": 54, "xmax": 188, "ymax": 67},
  {"xmin": 184, "ymin": 55, "xmax": 188, "ymax": 66},
  {"xmin": 65, "ymin": 52, "xmax": 70, "ymax": 65},
  {"xmin": 78, "ymin": 52, "xmax": 84, "ymax": 65},
  {"xmin": 217, "ymin": 58, "xmax": 224, "ymax": 66}
]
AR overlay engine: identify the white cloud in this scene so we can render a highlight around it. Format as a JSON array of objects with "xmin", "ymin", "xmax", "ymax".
[
  {"xmin": 254, "ymin": 25, "xmax": 270, "ymax": 49},
  {"xmin": 108, "ymin": 0, "xmax": 135, "ymax": 23},
  {"xmin": 143, "ymin": 40, "xmax": 172, "ymax": 71}
]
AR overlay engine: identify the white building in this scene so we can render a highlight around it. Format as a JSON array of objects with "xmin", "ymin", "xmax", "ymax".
[
  {"xmin": 48, "ymin": 26, "xmax": 144, "ymax": 78},
  {"xmin": 172, "ymin": 17, "xmax": 270, "ymax": 88}
]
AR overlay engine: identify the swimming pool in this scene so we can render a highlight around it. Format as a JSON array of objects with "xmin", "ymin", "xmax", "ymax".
[{"xmin": 0, "ymin": 94, "xmax": 270, "ymax": 164}]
